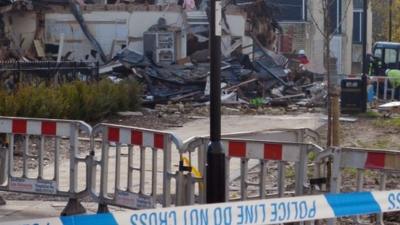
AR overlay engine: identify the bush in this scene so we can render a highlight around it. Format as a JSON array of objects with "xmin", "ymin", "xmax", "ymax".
[{"xmin": 0, "ymin": 80, "xmax": 141, "ymax": 121}]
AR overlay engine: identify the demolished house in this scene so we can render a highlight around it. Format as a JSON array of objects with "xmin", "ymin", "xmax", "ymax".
[{"xmin": 0, "ymin": 0, "xmax": 326, "ymax": 106}]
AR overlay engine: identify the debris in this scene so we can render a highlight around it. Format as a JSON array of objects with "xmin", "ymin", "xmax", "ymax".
[
  {"xmin": 223, "ymin": 78, "xmax": 258, "ymax": 92},
  {"xmin": 322, "ymin": 116, "xmax": 358, "ymax": 123},
  {"xmin": 176, "ymin": 57, "xmax": 191, "ymax": 65},
  {"xmin": 69, "ymin": 1, "xmax": 107, "ymax": 62},
  {"xmin": 378, "ymin": 101, "xmax": 400, "ymax": 116},
  {"xmin": 33, "ymin": 40, "xmax": 45, "ymax": 58},
  {"xmin": 117, "ymin": 111, "xmax": 144, "ymax": 117},
  {"xmin": 0, "ymin": 0, "xmax": 329, "ymax": 113},
  {"xmin": 379, "ymin": 101, "xmax": 400, "ymax": 109}
]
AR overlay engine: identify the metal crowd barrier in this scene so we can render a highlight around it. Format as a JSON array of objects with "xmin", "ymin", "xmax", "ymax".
[
  {"xmin": 178, "ymin": 129, "xmax": 322, "ymax": 205},
  {"xmin": 89, "ymin": 123, "xmax": 182, "ymax": 212},
  {"xmin": 222, "ymin": 139, "xmax": 323, "ymax": 201},
  {"xmin": 5, "ymin": 115, "xmax": 400, "ymax": 225},
  {"xmin": 315, "ymin": 147, "xmax": 400, "ymax": 225},
  {"xmin": 0, "ymin": 116, "xmax": 92, "ymax": 215},
  {"xmin": 371, "ymin": 76, "xmax": 396, "ymax": 101}
]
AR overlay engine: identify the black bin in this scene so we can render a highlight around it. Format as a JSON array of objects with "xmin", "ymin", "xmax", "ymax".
[{"xmin": 341, "ymin": 77, "xmax": 367, "ymax": 113}]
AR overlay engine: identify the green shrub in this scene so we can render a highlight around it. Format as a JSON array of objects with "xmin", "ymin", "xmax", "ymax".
[
  {"xmin": 0, "ymin": 80, "xmax": 141, "ymax": 121},
  {"xmin": 250, "ymin": 97, "xmax": 265, "ymax": 107}
]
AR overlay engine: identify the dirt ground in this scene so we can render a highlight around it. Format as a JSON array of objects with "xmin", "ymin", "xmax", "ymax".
[
  {"xmin": 318, "ymin": 115, "xmax": 400, "ymax": 149},
  {"xmin": 107, "ymin": 105, "xmax": 400, "ymax": 151}
]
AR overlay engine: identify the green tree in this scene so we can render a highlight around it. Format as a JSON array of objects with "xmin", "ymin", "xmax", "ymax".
[{"xmin": 371, "ymin": 0, "xmax": 400, "ymax": 42}]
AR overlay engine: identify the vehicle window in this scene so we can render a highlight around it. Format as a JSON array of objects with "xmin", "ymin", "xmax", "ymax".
[
  {"xmin": 384, "ymin": 48, "xmax": 397, "ymax": 64},
  {"xmin": 374, "ymin": 48, "xmax": 382, "ymax": 59}
]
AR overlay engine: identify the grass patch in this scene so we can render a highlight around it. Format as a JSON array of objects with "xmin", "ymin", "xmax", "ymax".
[
  {"xmin": 372, "ymin": 138, "xmax": 391, "ymax": 149},
  {"xmin": 308, "ymin": 151, "xmax": 317, "ymax": 161},
  {"xmin": 0, "ymin": 80, "xmax": 141, "ymax": 121},
  {"xmin": 373, "ymin": 117, "xmax": 400, "ymax": 129},
  {"xmin": 285, "ymin": 166, "xmax": 295, "ymax": 179},
  {"xmin": 356, "ymin": 138, "xmax": 392, "ymax": 149},
  {"xmin": 343, "ymin": 168, "xmax": 357, "ymax": 177},
  {"xmin": 358, "ymin": 110, "xmax": 381, "ymax": 119}
]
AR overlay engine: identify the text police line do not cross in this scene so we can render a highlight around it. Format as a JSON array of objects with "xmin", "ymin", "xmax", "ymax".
[
  {"xmin": 5, "ymin": 190, "xmax": 400, "ymax": 225},
  {"xmin": 130, "ymin": 201, "xmax": 316, "ymax": 225},
  {"xmin": 125, "ymin": 196, "xmax": 321, "ymax": 225}
]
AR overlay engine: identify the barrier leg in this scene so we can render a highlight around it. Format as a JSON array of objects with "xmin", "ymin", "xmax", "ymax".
[
  {"xmin": 353, "ymin": 169, "xmax": 364, "ymax": 223},
  {"xmin": 240, "ymin": 158, "xmax": 248, "ymax": 200},
  {"xmin": 225, "ymin": 157, "xmax": 230, "ymax": 201},
  {"xmin": 376, "ymin": 173, "xmax": 386, "ymax": 225},
  {"xmin": 176, "ymin": 172, "xmax": 194, "ymax": 206},
  {"xmin": 259, "ymin": 160, "xmax": 266, "ymax": 199},
  {"xmin": 295, "ymin": 145, "xmax": 308, "ymax": 196},
  {"xmin": 60, "ymin": 123, "xmax": 87, "ymax": 216},
  {"xmin": 0, "ymin": 139, "xmax": 8, "ymax": 206},
  {"xmin": 278, "ymin": 162, "xmax": 285, "ymax": 197},
  {"xmin": 61, "ymin": 198, "xmax": 86, "ymax": 216},
  {"xmin": 97, "ymin": 203, "xmax": 109, "ymax": 213},
  {"xmin": 327, "ymin": 149, "xmax": 341, "ymax": 225},
  {"xmin": 176, "ymin": 172, "xmax": 185, "ymax": 206}
]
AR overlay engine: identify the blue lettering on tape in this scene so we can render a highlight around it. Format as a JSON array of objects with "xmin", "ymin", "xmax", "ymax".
[
  {"xmin": 213, "ymin": 207, "xmax": 231, "ymax": 225},
  {"xmin": 131, "ymin": 211, "xmax": 177, "ymax": 225},
  {"xmin": 269, "ymin": 200, "xmax": 316, "ymax": 222},
  {"xmin": 388, "ymin": 192, "xmax": 400, "ymax": 210},
  {"xmin": 61, "ymin": 213, "xmax": 118, "ymax": 225},
  {"xmin": 325, "ymin": 192, "xmax": 381, "ymax": 217}
]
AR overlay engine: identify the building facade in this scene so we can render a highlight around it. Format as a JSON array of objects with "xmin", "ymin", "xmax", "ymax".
[{"xmin": 272, "ymin": 0, "xmax": 372, "ymax": 74}]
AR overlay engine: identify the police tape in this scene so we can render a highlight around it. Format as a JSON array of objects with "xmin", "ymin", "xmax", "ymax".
[{"xmin": 3, "ymin": 190, "xmax": 400, "ymax": 225}]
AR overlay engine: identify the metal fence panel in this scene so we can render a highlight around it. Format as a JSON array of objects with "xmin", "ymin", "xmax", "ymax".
[
  {"xmin": 0, "ymin": 116, "xmax": 92, "ymax": 215},
  {"xmin": 90, "ymin": 123, "xmax": 182, "ymax": 212}
]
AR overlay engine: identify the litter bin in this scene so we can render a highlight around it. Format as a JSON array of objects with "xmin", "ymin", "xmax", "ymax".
[{"xmin": 341, "ymin": 77, "xmax": 367, "ymax": 113}]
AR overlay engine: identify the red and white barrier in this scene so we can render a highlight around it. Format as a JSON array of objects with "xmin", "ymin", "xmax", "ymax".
[
  {"xmin": 0, "ymin": 118, "xmax": 72, "ymax": 136},
  {"xmin": 106, "ymin": 127, "xmax": 165, "ymax": 149},
  {"xmin": 340, "ymin": 148, "xmax": 400, "ymax": 170},
  {"xmin": 222, "ymin": 140, "xmax": 301, "ymax": 161}
]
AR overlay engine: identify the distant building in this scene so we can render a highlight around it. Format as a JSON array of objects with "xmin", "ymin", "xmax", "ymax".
[{"xmin": 270, "ymin": 0, "xmax": 372, "ymax": 74}]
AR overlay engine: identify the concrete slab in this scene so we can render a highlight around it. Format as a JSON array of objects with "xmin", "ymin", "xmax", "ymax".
[{"xmin": 167, "ymin": 114, "xmax": 325, "ymax": 140}]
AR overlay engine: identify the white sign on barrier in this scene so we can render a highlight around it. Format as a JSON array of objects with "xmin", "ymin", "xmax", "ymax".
[
  {"xmin": 116, "ymin": 190, "xmax": 155, "ymax": 209},
  {"xmin": 9, "ymin": 177, "xmax": 57, "ymax": 194}
]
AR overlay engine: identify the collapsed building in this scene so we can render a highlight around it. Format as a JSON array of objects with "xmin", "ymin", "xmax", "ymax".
[
  {"xmin": 0, "ymin": 0, "xmax": 259, "ymax": 61},
  {"xmin": 0, "ymin": 0, "xmax": 325, "ymax": 106}
]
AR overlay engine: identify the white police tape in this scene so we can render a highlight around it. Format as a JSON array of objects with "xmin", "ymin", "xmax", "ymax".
[{"xmin": 3, "ymin": 190, "xmax": 400, "ymax": 225}]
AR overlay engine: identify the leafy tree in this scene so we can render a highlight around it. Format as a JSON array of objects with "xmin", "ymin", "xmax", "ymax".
[{"xmin": 371, "ymin": 0, "xmax": 400, "ymax": 42}]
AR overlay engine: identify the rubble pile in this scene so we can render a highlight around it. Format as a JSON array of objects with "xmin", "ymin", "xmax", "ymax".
[
  {"xmin": 101, "ymin": 35, "xmax": 327, "ymax": 108},
  {"xmin": 0, "ymin": 0, "xmax": 328, "ymax": 110}
]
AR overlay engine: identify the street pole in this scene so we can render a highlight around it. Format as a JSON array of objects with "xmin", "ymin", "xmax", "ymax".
[
  {"xmin": 389, "ymin": 0, "xmax": 393, "ymax": 41},
  {"xmin": 206, "ymin": 0, "xmax": 226, "ymax": 203},
  {"xmin": 362, "ymin": 0, "xmax": 368, "ymax": 112}
]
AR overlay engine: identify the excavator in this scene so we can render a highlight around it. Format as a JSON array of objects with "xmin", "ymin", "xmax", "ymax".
[{"xmin": 370, "ymin": 41, "xmax": 400, "ymax": 76}]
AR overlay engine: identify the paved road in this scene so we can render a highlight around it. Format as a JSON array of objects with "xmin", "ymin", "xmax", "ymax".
[
  {"xmin": 0, "ymin": 113, "xmax": 325, "ymax": 222},
  {"xmin": 167, "ymin": 114, "xmax": 325, "ymax": 140}
]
